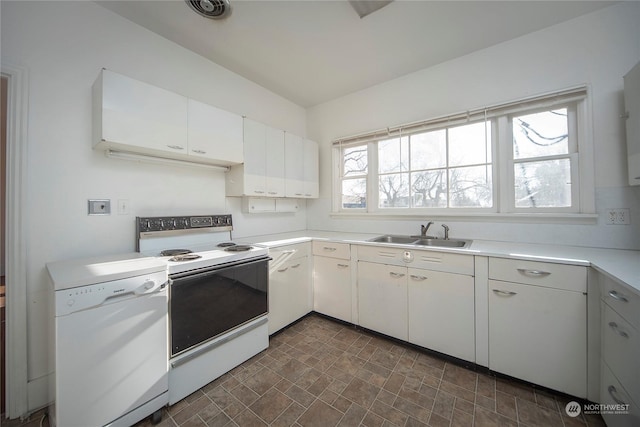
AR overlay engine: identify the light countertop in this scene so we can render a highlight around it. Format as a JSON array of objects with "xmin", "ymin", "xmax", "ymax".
[{"xmin": 247, "ymin": 230, "xmax": 640, "ymax": 294}]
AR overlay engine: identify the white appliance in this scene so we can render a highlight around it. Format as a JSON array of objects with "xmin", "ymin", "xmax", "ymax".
[
  {"xmin": 136, "ymin": 214, "xmax": 270, "ymax": 405},
  {"xmin": 47, "ymin": 254, "xmax": 170, "ymax": 427}
]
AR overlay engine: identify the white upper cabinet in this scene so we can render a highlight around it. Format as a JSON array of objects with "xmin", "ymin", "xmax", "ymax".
[
  {"xmin": 187, "ymin": 99, "xmax": 243, "ymax": 164},
  {"xmin": 93, "ymin": 69, "xmax": 243, "ymax": 166},
  {"xmin": 625, "ymin": 61, "xmax": 640, "ymax": 185},
  {"xmin": 94, "ymin": 69, "xmax": 188, "ymax": 154},
  {"xmin": 285, "ymin": 134, "xmax": 319, "ymax": 198},
  {"xmin": 226, "ymin": 118, "xmax": 285, "ymax": 197}
]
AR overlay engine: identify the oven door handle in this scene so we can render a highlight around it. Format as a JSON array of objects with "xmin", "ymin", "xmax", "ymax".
[{"xmin": 170, "ymin": 256, "xmax": 271, "ymax": 280}]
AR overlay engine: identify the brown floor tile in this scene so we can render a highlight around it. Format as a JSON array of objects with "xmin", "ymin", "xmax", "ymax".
[
  {"xmin": 297, "ymin": 400, "xmax": 344, "ymax": 427},
  {"xmin": 341, "ymin": 377, "xmax": 381, "ymax": 409},
  {"xmin": 495, "ymin": 390, "xmax": 518, "ymax": 420},
  {"xmin": 285, "ymin": 384, "xmax": 317, "ymax": 408},
  {"xmin": 392, "ymin": 395, "xmax": 431, "ymax": 423},
  {"xmin": 361, "ymin": 410, "xmax": 385, "ymax": 427},
  {"xmin": 271, "ymin": 402, "xmax": 305, "ymax": 427},
  {"xmin": 229, "ymin": 383, "xmax": 260, "ymax": 407},
  {"xmin": 516, "ymin": 397, "xmax": 564, "ymax": 427},
  {"xmin": 427, "ymin": 412, "xmax": 451, "ymax": 427},
  {"xmin": 234, "ymin": 408, "xmax": 268, "ymax": 426},
  {"xmin": 451, "ymin": 409, "xmax": 474, "ymax": 427},
  {"xmin": 249, "ymin": 388, "xmax": 294, "ymax": 424},
  {"xmin": 244, "ymin": 367, "xmax": 285, "ymax": 395},
  {"xmin": 474, "ymin": 406, "xmax": 518, "ymax": 427},
  {"xmin": 476, "ymin": 374, "xmax": 496, "ymax": 399},
  {"xmin": 442, "ymin": 363, "xmax": 477, "ymax": 392},
  {"xmin": 440, "ymin": 379, "xmax": 476, "ymax": 403},
  {"xmin": 370, "ymin": 399, "xmax": 409, "ymax": 426},
  {"xmin": 496, "ymin": 378, "xmax": 536, "ymax": 403},
  {"xmin": 432, "ymin": 390, "xmax": 455, "ymax": 420},
  {"xmin": 338, "ymin": 402, "xmax": 367, "ymax": 426}
]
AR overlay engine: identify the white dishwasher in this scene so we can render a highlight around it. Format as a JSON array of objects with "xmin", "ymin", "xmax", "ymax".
[{"xmin": 47, "ymin": 254, "xmax": 169, "ymax": 427}]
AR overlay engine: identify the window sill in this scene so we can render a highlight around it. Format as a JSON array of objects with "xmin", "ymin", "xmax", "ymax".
[{"xmin": 329, "ymin": 211, "xmax": 598, "ymax": 225}]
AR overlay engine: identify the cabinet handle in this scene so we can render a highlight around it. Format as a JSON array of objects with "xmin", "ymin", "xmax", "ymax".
[
  {"xmin": 191, "ymin": 149, "xmax": 206, "ymax": 154},
  {"xmin": 492, "ymin": 289, "xmax": 517, "ymax": 297},
  {"xmin": 167, "ymin": 145, "xmax": 184, "ymax": 150},
  {"xmin": 277, "ymin": 267, "xmax": 288, "ymax": 272},
  {"xmin": 337, "ymin": 264, "xmax": 349, "ymax": 268},
  {"xmin": 268, "ymin": 191, "xmax": 278, "ymax": 195},
  {"xmin": 608, "ymin": 322, "xmax": 630, "ymax": 339},
  {"xmin": 323, "ymin": 247, "xmax": 337, "ymax": 252},
  {"xmin": 254, "ymin": 190, "xmax": 265, "ymax": 194},
  {"xmin": 607, "ymin": 385, "xmax": 628, "ymax": 405},
  {"xmin": 291, "ymin": 264, "xmax": 301, "ymax": 269},
  {"xmin": 389, "ymin": 272, "xmax": 405, "ymax": 278},
  {"xmin": 608, "ymin": 290, "xmax": 629, "ymax": 303},
  {"xmin": 295, "ymin": 193, "xmax": 303, "ymax": 196},
  {"xmin": 410, "ymin": 275, "xmax": 427, "ymax": 281},
  {"xmin": 517, "ymin": 268, "xmax": 551, "ymax": 277}
]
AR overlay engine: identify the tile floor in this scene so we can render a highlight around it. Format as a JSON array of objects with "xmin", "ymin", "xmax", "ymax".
[{"xmin": 5, "ymin": 314, "xmax": 606, "ymax": 427}]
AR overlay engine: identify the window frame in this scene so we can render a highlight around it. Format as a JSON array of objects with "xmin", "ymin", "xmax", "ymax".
[{"xmin": 332, "ymin": 87, "xmax": 595, "ymax": 222}]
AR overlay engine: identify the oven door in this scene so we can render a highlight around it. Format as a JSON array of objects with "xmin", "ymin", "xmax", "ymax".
[{"xmin": 169, "ymin": 256, "xmax": 269, "ymax": 357}]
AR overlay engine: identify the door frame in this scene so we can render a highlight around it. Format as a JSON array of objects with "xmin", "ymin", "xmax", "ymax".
[{"xmin": 2, "ymin": 63, "xmax": 29, "ymax": 419}]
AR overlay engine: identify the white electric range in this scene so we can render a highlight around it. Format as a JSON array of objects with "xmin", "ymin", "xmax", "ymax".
[{"xmin": 137, "ymin": 214, "xmax": 270, "ymax": 404}]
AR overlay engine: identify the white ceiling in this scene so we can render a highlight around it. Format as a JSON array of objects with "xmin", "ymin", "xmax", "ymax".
[{"xmin": 97, "ymin": 0, "xmax": 614, "ymax": 107}]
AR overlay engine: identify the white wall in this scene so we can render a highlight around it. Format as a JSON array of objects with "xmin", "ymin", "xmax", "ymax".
[
  {"xmin": 307, "ymin": 2, "xmax": 640, "ymax": 250},
  {"xmin": 1, "ymin": 0, "xmax": 307, "ymax": 411}
]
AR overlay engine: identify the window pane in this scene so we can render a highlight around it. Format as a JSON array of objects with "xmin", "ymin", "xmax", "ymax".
[
  {"xmin": 513, "ymin": 109, "xmax": 568, "ymax": 159},
  {"xmin": 379, "ymin": 173, "xmax": 409, "ymax": 208},
  {"xmin": 343, "ymin": 146, "xmax": 368, "ymax": 177},
  {"xmin": 410, "ymin": 170, "xmax": 447, "ymax": 208},
  {"xmin": 514, "ymin": 159, "xmax": 571, "ymax": 208},
  {"xmin": 342, "ymin": 178, "xmax": 367, "ymax": 209},
  {"xmin": 410, "ymin": 130, "xmax": 446, "ymax": 170},
  {"xmin": 379, "ymin": 137, "xmax": 409, "ymax": 173},
  {"xmin": 449, "ymin": 165, "xmax": 493, "ymax": 208},
  {"xmin": 449, "ymin": 121, "xmax": 491, "ymax": 166}
]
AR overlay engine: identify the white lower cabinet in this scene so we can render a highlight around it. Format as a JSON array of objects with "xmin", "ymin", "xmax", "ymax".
[
  {"xmin": 268, "ymin": 244, "xmax": 311, "ymax": 335},
  {"xmin": 408, "ymin": 268, "xmax": 475, "ymax": 362},
  {"xmin": 357, "ymin": 261, "xmax": 408, "ymax": 341},
  {"xmin": 313, "ymin": 256, "xmax": 352, "ymax": 322},
  {"xmin": 488, "ymin": 279, "xmax": 587, "ymax": 397}
]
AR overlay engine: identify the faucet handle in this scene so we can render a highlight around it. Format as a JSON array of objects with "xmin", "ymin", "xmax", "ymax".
[{"xmin": 442, "ymin": 224, "xmax": 450, "ymax": 240}]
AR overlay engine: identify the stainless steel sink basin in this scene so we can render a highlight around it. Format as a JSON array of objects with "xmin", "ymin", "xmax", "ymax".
[
  {"xmin": 413, "ymin": 238, "xmax": 471, "ymax": 248},
  {"xmin": 368, "ymin": 235, "xmax": 472, "ymax": 248},
  {"xmin": 368, "ymin": 235, "xmax": 419, "ymax": 244}
]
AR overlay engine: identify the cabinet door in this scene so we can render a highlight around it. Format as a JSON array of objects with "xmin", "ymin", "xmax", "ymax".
[
  {"xmin": 303, "ymin": 139, "xmax": 319, "ymax": 198},
  {"xmin": 408, "ymin": 269, "xmax": 475, "ymax": 362},
  {"xmin": 313, "ymin": 256, "xmax": 351, "ymax": 322},
  {"xmin": 243, "ymin": 118, "xmax": 267, "ymax": 195},
  {"xmin": 269, "ymin": 255, "xmax": 310, "ymax": 335},
  {"xmin": 99, "ymin": 69, "xmax": 188, "ymax": 154},
  {"xmin": 625, "ymin": 61, "xmax": 640, "ymax": 186},
  {"xmin": 187, "ymin": 99, "xmax": 243, "ymax": 165},
  {"xmin": 265, "ymin": 126, "xmax": 285, "ymax": 197},
  {"xmin": 284, "ymin": 133, "xmax": 305, "ymax": 197},
  {"xmin": 358, "ymin": 261, "xmax": 408, "ymax": 341},
  {"xmin": 488, "ymin": 280, "xmax": 587, "ymax": 397}
]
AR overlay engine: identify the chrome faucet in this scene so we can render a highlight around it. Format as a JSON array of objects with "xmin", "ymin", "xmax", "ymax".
[
  {"xmin": 420, "ymin": 221, "xmax": 434, "ymax": 237},
  {"xmin": 442, "ymin": 224, "xmax": 450, "ymax": 240}
]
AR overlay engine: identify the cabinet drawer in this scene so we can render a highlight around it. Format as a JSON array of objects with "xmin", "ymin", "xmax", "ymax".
[
  {"xmin": 601, "ymin": 275, "xmax": 640, "ymax": 331},
  {"xmin": 600, "ymin": 361, "xmax": 640, "ymax": 427},
  {"xmin": 489, "ymin": 258, "xmax": 586, "ymax": 292},
  {"xmin": 357, "ymin": 245, "xmax": 473, "ymax": 275},
  {"xmin": 312, "ymin": 241, "xmax": 350, "ymax": 260},
  {"xmin": 603, "ymin": 304, "xmax": 640, "ymax": 406}
]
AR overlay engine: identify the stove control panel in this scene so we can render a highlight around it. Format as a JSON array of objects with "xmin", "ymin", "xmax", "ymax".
[{"xmin": 136, "ymin": 214, "xmax": 233, "ymax": 233}]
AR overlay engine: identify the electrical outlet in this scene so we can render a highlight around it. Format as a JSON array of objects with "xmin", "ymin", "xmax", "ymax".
[
  {"xmin": 88, "ymin": 199, "xmax": 111, "ymax": 215},
  {"xmin": 605, "ymin": 208, "xmax": 630, "ymax": 225}
]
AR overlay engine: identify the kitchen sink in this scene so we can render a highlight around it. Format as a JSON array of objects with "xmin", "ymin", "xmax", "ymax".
[
  {"xmin": 368, "ymin": 234, "xmax": 472, "ymax": 248},
  {"xmin": 368, "ymin": 235, "xmax": 419, "ymax": 244}
]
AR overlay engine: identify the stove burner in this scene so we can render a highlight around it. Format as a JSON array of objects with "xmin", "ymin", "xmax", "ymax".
[
  {"xmin": 216, "ymin": 242, "xmax": 237, "ymax": 248},
  {"xmin": 224, "ymin": 245, "xmax": 252, "ymax": 252},
  {"xmin": 169, "ymin": 253, "xmax": 203, "ymax": 262},
  {"xmin": 161, "ymin": 249, "xmax": 192, "ymax": 257}
]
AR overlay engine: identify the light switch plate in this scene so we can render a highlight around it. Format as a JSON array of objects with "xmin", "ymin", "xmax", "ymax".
[{"xmin": 88, "ymin": 199, "xmax": 111, "ymax": 215}]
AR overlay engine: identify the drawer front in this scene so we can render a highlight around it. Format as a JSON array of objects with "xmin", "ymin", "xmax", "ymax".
[
  {"xmin": 312, "ymin": 241, "xmax": 350, "ymax": 260},
  {"xmin": 269, "ymin": 242, "xmax": 310, "ymax": 265},
  {"xmin": 600, "ymin": 361, "xmax": 640, "ymax": 427},
  {"xmin": 601, "ymin": 275, "xmax": 640, "ymax": 331},
  {"xmin": 489, "ymin": 257, "xmax": 586, "ymax": 292},
  {"xmin": 356, "ymin": 245, "xmax": 473, "ymax": 275},
  {"xmin": 603, "ymin": 304, "xmax": 640, "ymax": 406}
]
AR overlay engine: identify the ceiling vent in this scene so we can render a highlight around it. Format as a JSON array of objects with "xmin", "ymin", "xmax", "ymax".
[{"xmin": 185, "ymin": 0, "xmax": 231, "ymax": 20}]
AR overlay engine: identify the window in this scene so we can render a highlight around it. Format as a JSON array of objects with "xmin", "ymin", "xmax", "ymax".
[{"xmin": 333, "ymin": 87, "xmax": 593, "ymax": 218}]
